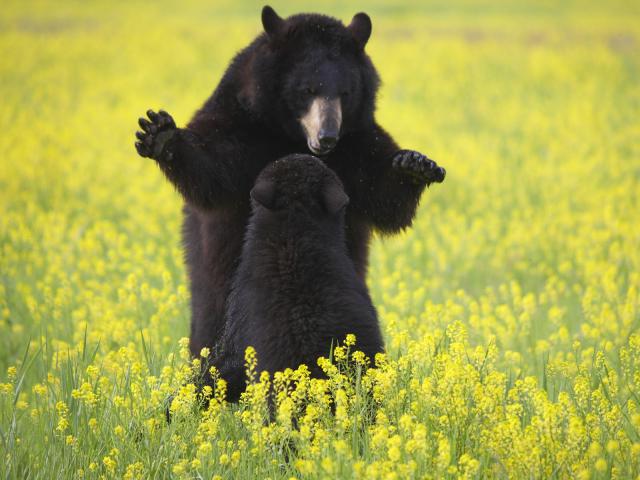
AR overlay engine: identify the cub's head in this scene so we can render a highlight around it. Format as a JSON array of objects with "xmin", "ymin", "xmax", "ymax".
[
  {"xmin": 241, "ymin": 6, "xmax": 380, "ymax": 156},
  {"xmin": 250, "ymin": 154, "xmax": 349, "ymax": 218}
]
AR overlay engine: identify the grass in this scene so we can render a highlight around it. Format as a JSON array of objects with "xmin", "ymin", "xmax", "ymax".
[{"xmin": 1, "ymin": 0, "xmax": 639, "ymax": 478}]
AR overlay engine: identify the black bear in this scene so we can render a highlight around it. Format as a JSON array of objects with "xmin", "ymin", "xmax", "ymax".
[
  {"xmin": 135, "ymin": 6, "xmax": 446, "ymax": 358},
  {"xmin": 215, "ymin": 154, "xmax": 384, "ymax": 402}
]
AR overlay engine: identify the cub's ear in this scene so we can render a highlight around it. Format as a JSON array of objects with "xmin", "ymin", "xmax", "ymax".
[
  {"xmin": 348, "ymin": 12, "xmax": 372, "ymax": 49},
  {"xmin": 262, "ymin": 5, "xmax": 285, "ymax": 38},
  {"xmin": 250, "ymin": 178, "xmax": 277, "ymax": 210},
  {"xmin": 323, "ymin": 179, "xmax": 349, "ymax": 215}
]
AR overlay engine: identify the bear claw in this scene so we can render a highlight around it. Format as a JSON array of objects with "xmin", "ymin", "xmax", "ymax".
[
  {"xmin": 392, "ymin": 150, "xmax": 445, "ymax": 184},
  {"xmin": 135, "ymin": 109, "xmax": 177, "ymax": 159}
]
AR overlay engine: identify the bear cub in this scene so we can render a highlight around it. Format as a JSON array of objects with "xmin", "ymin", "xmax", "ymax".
[{"xmin": 215, "ymin": 154, "xmax": 384, "ymax": 402}]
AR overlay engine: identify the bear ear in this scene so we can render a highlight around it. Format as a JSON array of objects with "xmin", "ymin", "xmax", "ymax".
[
  {"xmin": 262, "ymin": 5, "xmax": 285, "ymax": 38},
  {"xmin": 323, "ymin": 179, "xmax": 349, "ymax": 215},
  {"xmin": 250, "ymin": 178, "xmax": 277, "ymax": 210},
  {"xmin": 348, "ymin": 12, "xmax": 372, "ymax": 49}
]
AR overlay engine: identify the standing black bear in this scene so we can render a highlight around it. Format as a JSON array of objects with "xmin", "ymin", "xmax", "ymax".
[
  {"xmin": 216, "ymin": 154, "xmax": 384, "ymax": 402},
  {"xmin": 135, "ymin": 6, "xmax": 446, "ymax": 357}
]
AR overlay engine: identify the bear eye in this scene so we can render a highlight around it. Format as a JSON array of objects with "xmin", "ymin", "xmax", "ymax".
[
  {"xmin": 341, "ymin": 91, "xmax": 350, "ymax": 97},
  {"xmin": 305, "ymin": 87, "xmax": 316, "ymax": 95}
]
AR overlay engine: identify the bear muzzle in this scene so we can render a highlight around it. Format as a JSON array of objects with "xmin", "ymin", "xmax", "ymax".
[{"xmin": 300, "ymin": 97, "xmax": 342, "ymax": 156}]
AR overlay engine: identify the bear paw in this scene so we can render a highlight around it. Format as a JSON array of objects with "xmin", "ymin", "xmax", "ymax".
[
  {"xmin": 392, "ymin": 150, "xmax": 446, "ymax": 184},
  {"xmin": 135, "ymin": 110, "xmax": 177, "ymax": 160}
]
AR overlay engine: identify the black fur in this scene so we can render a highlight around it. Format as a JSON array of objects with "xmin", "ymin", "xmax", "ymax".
[
  {"xmin": 134, "ymin": 6, "xmax": 446, "ymax": 357},
  {"xmin": 216, "ymin": 155, "xmax": 384, "ymax": 402}
]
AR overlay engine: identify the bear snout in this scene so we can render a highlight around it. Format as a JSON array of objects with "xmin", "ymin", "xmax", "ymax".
[{"xmin": 300, "ymin": 97, "xmax": 342, "ymax": 155}]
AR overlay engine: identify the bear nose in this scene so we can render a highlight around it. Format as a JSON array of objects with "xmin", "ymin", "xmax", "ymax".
[{"xmin": 318, "ymin": 130, "xmax": 338, "ymax": 151}]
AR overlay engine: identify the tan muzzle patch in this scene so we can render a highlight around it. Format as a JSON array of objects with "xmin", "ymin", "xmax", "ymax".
[{"xmin": 299, "ymin": 97, "xmax": 342, "ymax": 155}]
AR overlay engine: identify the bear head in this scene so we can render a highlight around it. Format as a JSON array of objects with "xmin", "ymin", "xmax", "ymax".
[
  {"xmin": 250, "ymin": 154, "xmax": 349, "ymax": 218},
  {"xmin": 239, "ymin": 6, "xmax": 380, "ymax": 156}
]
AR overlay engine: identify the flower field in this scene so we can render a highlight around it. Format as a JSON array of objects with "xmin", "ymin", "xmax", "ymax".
[{"xmin": 1, "ymin": 0, "xmax": 639, "ymax": 478}]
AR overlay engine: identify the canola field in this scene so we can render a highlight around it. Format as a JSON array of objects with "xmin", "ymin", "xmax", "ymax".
[{"xmin": 1, "ymin": 1, "xmax": 639, "ymax": 478}]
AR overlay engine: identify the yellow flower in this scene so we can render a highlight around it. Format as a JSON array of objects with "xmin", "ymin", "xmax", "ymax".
[
  {"xmin": 594, "ymin": 458, "xmax": 607, "ymax": 472},
  {"xmin": 172, "ymin": 459, "xmax": 188, "ymax": 475}
]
